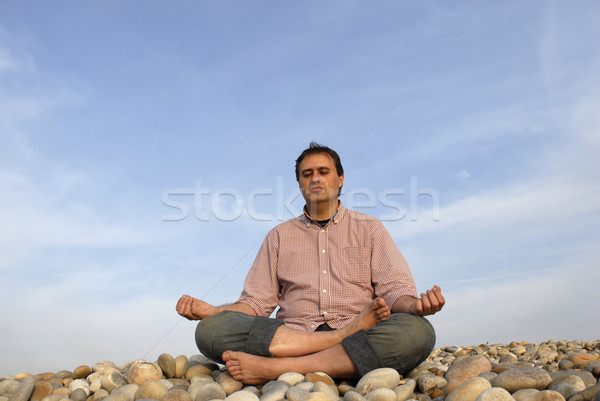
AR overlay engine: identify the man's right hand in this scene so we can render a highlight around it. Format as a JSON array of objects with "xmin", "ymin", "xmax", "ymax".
[{"xmin": 176, "ymin": 294, "xmax": 216, "ymax": 320}]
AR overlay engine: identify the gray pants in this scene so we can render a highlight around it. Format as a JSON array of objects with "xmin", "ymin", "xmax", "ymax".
[{"xmin": 195, "ymin": 312, "xmax": 435, "ymax": 376}]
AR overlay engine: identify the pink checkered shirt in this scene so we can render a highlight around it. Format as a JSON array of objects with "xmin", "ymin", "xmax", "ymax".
[{"xmin": 237, "ymin": 202, "xmax": 418, "ymax": 331}]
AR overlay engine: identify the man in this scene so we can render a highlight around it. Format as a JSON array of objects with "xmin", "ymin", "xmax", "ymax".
[{"xmin": 177, "ymin": 142, "xmax": 445, "ymax": 384}]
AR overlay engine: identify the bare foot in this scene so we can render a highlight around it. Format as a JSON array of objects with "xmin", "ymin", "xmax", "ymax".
[
  {"xmin": 345, "ymin": 297, "xmax": 390, "ymax": 334},
  {"xmin": 176, "ymin": 295, "xmax": 218, "ymax": 320},
  {"xmin": 223, "ymin": 350, "xmax": 278, "ymax": 384}
]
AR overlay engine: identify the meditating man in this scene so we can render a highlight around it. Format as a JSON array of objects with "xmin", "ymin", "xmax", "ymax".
[{"xmin": 176, "ymin": 142, "xmax": 445, "ymax": 384}]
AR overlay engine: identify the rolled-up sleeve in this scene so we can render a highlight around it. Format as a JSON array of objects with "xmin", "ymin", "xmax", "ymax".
[
  {"xmin": 370, "ymin": 222, "xmax": 418, "ymax": 308},
  {"xmin": 236, "ymin": 229, "xmax": 280, "ymax": 317}
]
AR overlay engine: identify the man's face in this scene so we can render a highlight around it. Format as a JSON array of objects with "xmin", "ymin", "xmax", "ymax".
[{"xmin": 298, "ymin": 152, "xmax": 344, "ymax": 205}]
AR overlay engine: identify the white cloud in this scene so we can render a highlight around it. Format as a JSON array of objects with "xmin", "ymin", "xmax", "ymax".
[
  {"xmin": 430, "ymin": 258, "xmax": 600, "ymax": 347},
  {"xmin": 457, "ymin": 169, "xmax": 471, "ymax": 180}
]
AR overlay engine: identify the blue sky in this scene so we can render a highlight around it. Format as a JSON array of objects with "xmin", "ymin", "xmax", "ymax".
[{"xmin": 1, "ymin": 1, "xmax": 599, "ymax": 376}]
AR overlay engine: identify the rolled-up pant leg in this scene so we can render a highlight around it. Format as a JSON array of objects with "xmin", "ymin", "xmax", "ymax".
[
  {"xmin": 341, "ymin": 313, "xmax": 435, "ymax": 376},
  {"xmin": 194, "ymin": 311, "xmax": 284, "ymax": 364}
]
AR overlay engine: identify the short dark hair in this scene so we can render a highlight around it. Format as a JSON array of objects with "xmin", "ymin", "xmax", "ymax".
[{"xmin": 295, "ymin": 142, "xmax": 344, "ymax": 195}]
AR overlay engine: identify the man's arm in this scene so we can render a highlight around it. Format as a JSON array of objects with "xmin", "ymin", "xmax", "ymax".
[
  {"xmin": 391, "ymin": 285, "xmax": 445, "ymax": 316},
  {"xmin": 176, "ymin": 294, "xmax": 258, "ymax": 320}
]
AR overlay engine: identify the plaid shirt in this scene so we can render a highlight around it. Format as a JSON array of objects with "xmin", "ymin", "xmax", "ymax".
[{"xmin": 237, "ymin": 202, "xmax": 418, "ymax": 331}]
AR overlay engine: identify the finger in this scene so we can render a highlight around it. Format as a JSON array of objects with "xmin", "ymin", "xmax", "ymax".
[
  {"xmin": 414, "ymin": 299, "xmax": 423, "ymax": 315},
  {"xmin": 420, "ymin": 293, "xmax": 431, "ymax": 315},
  {"xmin": 432, "ymin": 286, "xmax": 446, "ymax": 309},
  {"xmin": 426, "ymin": 289, "xmax": 440, "ymax": 312},
  {"xmin": 176, "ymin": 295, "xmax": 189, "ymax": 313},
  {"xmin": 178, "ymin": 297, "xmax": 194, "ymax": 319}
]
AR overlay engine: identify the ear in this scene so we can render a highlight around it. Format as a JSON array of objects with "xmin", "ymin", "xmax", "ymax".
[{"xmin": 338, "ymin": 174, "xmax": 344, "ymax": 188}]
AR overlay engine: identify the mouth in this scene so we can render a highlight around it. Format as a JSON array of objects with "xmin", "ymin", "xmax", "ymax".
[{"xmin": 310, "ymin": 186, "xmax": 324, "ymax": 193}]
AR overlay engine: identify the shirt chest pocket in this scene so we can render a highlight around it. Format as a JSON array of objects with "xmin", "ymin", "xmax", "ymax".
[{"xmin": 341, "ymin": 246, "xmax": 372, "ymax": 285}]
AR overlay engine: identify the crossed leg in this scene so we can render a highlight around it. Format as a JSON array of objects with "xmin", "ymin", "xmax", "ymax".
[
  {"xmin": 223, "ymin": 343, "xmax": 355, "ymax": 384},
  {"xmin": 268, "ymin": 297, "xmax": 390, "ymax": 357},
  {"xmin": 222, "ymin": 298, "xmax": 391, "ymax": 384}
]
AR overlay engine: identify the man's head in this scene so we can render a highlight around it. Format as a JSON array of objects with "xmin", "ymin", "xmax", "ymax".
[{"xmin": 295, "ymin": 142, "xmax": 344, "ymax": 204}]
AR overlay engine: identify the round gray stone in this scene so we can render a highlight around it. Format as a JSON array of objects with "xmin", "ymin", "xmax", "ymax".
[
  {"xmin": 224, "ymin": 391, "xmax": 259, "ymax": 401},
  {"xmin": 475, "ymin": 387, "xmax": 514, "ymax": 401},
  {"xmin": 492, "ymin": 367, "xmax": 552, "ymax": 393},
  {"xmin": 343, "ymin": 391, "xmax": 365, "ymax": 401},
  {"xmin": 356, "ymin": 368, "xmax": 400, "ymax": 395},
  {"xmin": 446, "ymin": 377, "xmax": 492, "ymax": 401},
  {"xmin": 7, "ymin": 377, "xmax": 35, "ymax": 401},
  {"xmin": 195, "ymin": 383, "xmax": 226, "ymax": 401},
  {"xmin": 364, "ymin": 388, "xmax": 396, "ymax": 401}
]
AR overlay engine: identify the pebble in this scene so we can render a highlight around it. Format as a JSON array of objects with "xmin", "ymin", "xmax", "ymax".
[
  {"xmin": 550, "ymin": 371, "xmax": 597, "ymax": 388},
  {"xmin": 224, "ymin": 391, "xmax": 259, "ymax": 401},
  {"xmin": 1, "ymin": 340, "xmax": 597, "ymax": 401},
  {"xmin": 298, "ymin": 393, "xmax": 334, "ymax": 401},
  {"xmin": 102, "ymin": 372, "xmax": 129, "ymax": 393},
  {"xmin": 8, "ymin": 377, "xmax": 35, "ymax": 401},
  {"xmin": 126, "ymin": 361, "xmax": 163, "ymax": 386},
  {"xmin": 313, "ymin": 381, "xmax": 339, "ymax": 398},
  {"xmin": 216, "ymin": 372, "xmax": 243, "ymax": 395},
  {"xmin": 492, "ymin": 367, "xmax": 552, "ymax": 392},
  {"xmin": 287, "ymin": 386, "xmax": 310, "ymax": 401},
  {"xmin": 175, "ymin": 356, "xmax": 189, "ymax": 379},
  {"xmin": 520, "ymin": 390, "xmax": 566, "ymax": 400},
  {"xmin": 445, "ymin": 355, "xmax": 492, "ymax": 383},
  {"xmin": 71, "ymin": 388, "xmax": 88, "ymax": 401},
  {"xmin": 69, "ymin": 380, "xmax": 90, "ymax": 396},
  {"xmin": 163, "ymin": 389, "xmax": 193, "ymax": 401},
  {"xmin": 109, "ymin": 384, "xmax": 139, "ymax": 401},
  {"xmin": 305, "ymin": 373, "xmax": 335, "ymax": 385},
  {"xmin": 549, "ymin": 374, "xmax": 586, "ymax": 392},
  {"xmin": 393, "ymin": 378, "xmax": 416, "ymax": 401},
  {"xmin": 475, "ymin": 387, "xmax": 514, "ymax": 401},
  {"xmin": 185, "ymin": 365, "xmax": 214, "ymax": 380},
  {"xmin": 41, "ymin": 394, "xmax": 68, "ymax": 401},
  {"xmin": 93, "ymin": 362, "xmax": 117, "ymax": 374},
  {"xmin": 343, "ymin": 391, "xmax": 364, "ymax": 401},
  {"xmin": 31, "ymin": 382, "xmax": 53, "ymax": 401},
  {"xmin": 73, "ymin": 366, "xmax": 92, "ymax": 379},
  {"xmin": 194, "ymin": 382, "xmax": 226, "ymax": 401},
  {"xmin": 133, "ymin": 381, "xmax": 167, "ymax": 401},
  {"xmin": 588, "ymin": 362, "xmax": 600, "ymax": 378},
  {"xmin": 158, "ymin": 354, "xmax": 177, "ymax": 379},
  {"xmin": 363, "ymin": 388, "xmax": 396, "ymax": 401},
  {"xmin": 0, "ymin": 381, "xmax": 20, "ymax": 398},
  {"xmin": 513, "ymin": 389, "xmax": 540, "ymax": 400},
  {"xmin": 260, "ymin": 381, "xmax": 289, "ymax": 401},
  {"xmin": 278, "ymin": 373, "xmax": 305, "ymax": 387},
  {"xmin": 445, "ymin": 377, "xmax": 491, "ymax": 401},
  {"xmin": 417, "ymin": 374, "xmax": 447, "ymax": 397},
  {"xmin": 94, "ymin": 389, "xmax": 109, "ymax": 401},
  {"xmin": 356, "ymin": 368, "xmax": 400, "ymax": 395}
]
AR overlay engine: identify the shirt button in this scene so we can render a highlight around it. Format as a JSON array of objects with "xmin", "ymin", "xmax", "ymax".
[
  {"xmin": 322, "ymin": 289, "xmax": 327, "ymax": 293},
  {"xmin": 323, "ymin": 270, "xmax": 327, "ymax": 274},
  {"xmin": 321, "ymin": 229, "xmax": 325, "ymax": 233},
  {"xmin": 321, "ymin": 249, "xmax": 326, "ymax": 253},
  {"xmin": 323, "ymin": 311, "xmax": 328, "ymax": 315}
]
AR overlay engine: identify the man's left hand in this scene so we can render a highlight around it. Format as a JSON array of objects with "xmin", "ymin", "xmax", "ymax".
[{"xmin": 414, "ymin": 285, "xmax": 445, "ymax": 316}]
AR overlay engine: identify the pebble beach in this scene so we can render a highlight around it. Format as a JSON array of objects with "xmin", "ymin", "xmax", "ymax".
[{"xmin": 2, "ymin": 340, "xmax": 599, "ymax": 401}]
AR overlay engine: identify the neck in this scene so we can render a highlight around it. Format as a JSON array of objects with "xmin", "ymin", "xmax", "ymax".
[{"xmin": 305, "ymin": 199, "xmax": 339, "ymax": 221}]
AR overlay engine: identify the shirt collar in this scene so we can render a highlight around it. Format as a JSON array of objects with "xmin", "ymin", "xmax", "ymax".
[{"xmin": 300, "ymin": 201, "xmax": 346, "ymax": 228}]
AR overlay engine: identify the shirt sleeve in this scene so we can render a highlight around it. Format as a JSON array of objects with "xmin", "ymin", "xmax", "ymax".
[
  {"xmin": 370, "ymin": 221, "xmax": 418, "ymax": 308},
  {"xmin": 236, "ymin": 228, "xmax": 280, "ymax": 317}
]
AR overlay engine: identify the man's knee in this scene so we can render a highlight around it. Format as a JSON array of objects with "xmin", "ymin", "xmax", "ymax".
[
  {"xmin": 194, "ymin": 311, "xmax": 284, "ymax": 363},
  {"xmin": 369, "ymin": 313, "xmax": 436, "ymax": 374}
]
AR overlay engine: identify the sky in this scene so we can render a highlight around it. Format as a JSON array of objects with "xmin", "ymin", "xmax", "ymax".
[{"xmin": 1, "ymin": 1, "xmax": 599, "ymax": 377}]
